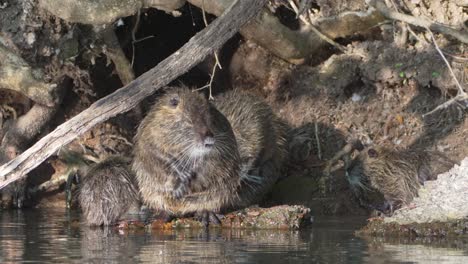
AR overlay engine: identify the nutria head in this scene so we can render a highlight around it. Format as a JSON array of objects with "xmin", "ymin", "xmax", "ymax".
[
  {"xmin": 346, "ymin": 145, "xmax": 437, "ymax": 212},
  {"xmin": 140, "ymin": 88, "xmax": 235, "ymax": 158}
]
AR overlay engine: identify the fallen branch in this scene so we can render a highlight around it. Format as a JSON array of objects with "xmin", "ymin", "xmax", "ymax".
[
  {"xmin": 39, "ymin": 0, "xmax": 186, "ymax": 25},
  {"xmin": 0, "ymin": 0, "xmax": 268, "ymax": 190},
  {"xmin": 423, "ymin": 28, "xmax": 467, "ymax": 117},
  {"xmin": 367, "ymin": 0, "xmax": 468, "ymax": 44}
]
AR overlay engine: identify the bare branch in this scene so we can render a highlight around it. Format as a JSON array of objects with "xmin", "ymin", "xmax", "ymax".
[{"xmin": 367, "ymin": 0, "xmax": 468, "ymax": 44}]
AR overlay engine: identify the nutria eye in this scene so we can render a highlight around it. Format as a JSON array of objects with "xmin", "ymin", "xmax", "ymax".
[
  {"xmin": 169, "ymin": 97, "xmax": 179, "ymax": 107},
  {"xmin": 368, "ymin": 148, "xmax": 378, "ymax": 158}
]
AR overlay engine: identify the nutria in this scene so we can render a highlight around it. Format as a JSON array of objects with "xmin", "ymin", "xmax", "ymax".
[
  {"xmin": 132, "ymin": 88, "xmax": 287, "ymax": 224},
  {"xmin": 79, "ymin": 156, "xmax": 142, "ymax": 226},
  {"xmin": 346, "ymin": 145, "xmax": 456, "ymax": 212}
]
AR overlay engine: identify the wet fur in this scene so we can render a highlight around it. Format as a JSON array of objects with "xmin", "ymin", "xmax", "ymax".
[
  {"xmin": 79, "ymin": 156, "xmax": 140, "ymax": 226},
  {"xmin": 132, "ymin": 88, "xmax": 287, "ymax": 215},
  {"xmin": 347, "ymin": 146, "xmax": 456, "ymax": 210}
]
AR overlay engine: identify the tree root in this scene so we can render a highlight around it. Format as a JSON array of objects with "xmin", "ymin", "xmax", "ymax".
[
  {"xmin": 39, "ymin": 0, "xmax": 186, "ymax": 25},
  {"xmin": 188, "ymin": 0, "xmax": 385, "ymax": 64},
  {"xmin": 0, "ymin": 42, "xmax": 60, "ymax": 107},
  {"xmin": 99, "ymin": 27, "xmax": 135, "ymax": 85}
]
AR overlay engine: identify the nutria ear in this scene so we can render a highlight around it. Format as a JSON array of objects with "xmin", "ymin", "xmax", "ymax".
[
  {"xmin": 353, "ymin": 140, "xmax": 364, "ymax": 151},
  {"xmin": 367, "ymin": 148, "xmax": 378, "ymax": 158}
]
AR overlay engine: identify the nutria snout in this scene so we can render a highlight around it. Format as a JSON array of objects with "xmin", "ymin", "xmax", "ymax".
[{"xmin": 132, "ymin": 87, "xmax": 287, "ymax": 221}]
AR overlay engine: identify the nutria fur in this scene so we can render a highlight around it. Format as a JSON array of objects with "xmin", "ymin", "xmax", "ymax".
[
  {"xmin": 79, "ymin": 156, "xmax": 140, "ymax": 226},
  {"xmin": 132, "ymin": 88, "xmax": 287, "ymax": 218},
  {"xmin": 346, "ymin": 145, "xmax": 455, "ymax": 211}
]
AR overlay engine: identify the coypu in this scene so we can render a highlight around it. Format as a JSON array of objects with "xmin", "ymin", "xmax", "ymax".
[
  {"xmin": 132, "ymin": 87, "xmax": 287, "ymax": 225},
  {"xmin": 346, "ymin": 145, "xmax": 456, "ymax": 213},
  {"xmin": 79, "ymin": 156, "xmax": 142, "ymax": 226}
]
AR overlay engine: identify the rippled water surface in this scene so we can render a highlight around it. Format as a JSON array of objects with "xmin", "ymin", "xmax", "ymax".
[{"xmin": 1, "ymin": 209, "xmax": 468, "ymax": 263}]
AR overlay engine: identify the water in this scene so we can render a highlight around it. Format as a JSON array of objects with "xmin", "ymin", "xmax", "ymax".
[{"xmin": 1, "ymin": 209, "xmax": 468, "ymax": 263}]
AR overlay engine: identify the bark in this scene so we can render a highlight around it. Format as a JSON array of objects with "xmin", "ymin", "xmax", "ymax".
[
  {"xmin": 0, "ymin": 42, "xmax": 59, "ymax": 107},
  {"xmin": 39, "ymin": 0, "xmax": 186, "ymax": 25},
  {"xmin": 188, "ymin": 0, "xmax": 385, "ymax": 64},
  {"xmin": 0, "ymin": 0, "xmax": 268, "ymax": 190}
]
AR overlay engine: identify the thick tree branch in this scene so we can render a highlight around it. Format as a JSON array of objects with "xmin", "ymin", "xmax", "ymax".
[
  {"xmin": 188, "ymin": 0, "xmax": 385, "ymax": 64},
  {"xmin": 0, "ymin": 0, "xmax": 268, "ymax": 190},
  {"xmin": 39, "ymin": 0, "xmax": 186, "ymax": 25}
]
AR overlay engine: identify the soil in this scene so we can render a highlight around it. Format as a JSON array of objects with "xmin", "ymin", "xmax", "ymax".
[{"xmin": 0, "ymin": 0, "xmax": 467, "ymax": 221}]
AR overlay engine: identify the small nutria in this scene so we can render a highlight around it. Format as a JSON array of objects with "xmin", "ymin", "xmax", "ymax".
[
  {"xmin": 346, "ymin": 145, "xmax": 456, "ymax": 212},
  {"xmin": 132, "ymin": 88, "xmax": 287, "ymax": 224},
  {"xmin": 79, "ymin": 156, "xmax": 142, "ymax": 226}
]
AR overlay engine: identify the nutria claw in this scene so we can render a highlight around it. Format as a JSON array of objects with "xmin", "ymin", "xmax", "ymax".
[{"xmin": 195, "ymin": 211, "xmax": 222, "ymax": 228}]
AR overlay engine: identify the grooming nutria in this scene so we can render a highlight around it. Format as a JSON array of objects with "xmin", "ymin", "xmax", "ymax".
[
  {"xmin": 346, "ymin": 145, "xmax": 456, "ymax": 213},
  {"xmin": 132, "ymin": 88, "xmax": 287, "ymax": 225},
  {"xmin": 79, "ymin": 156, "xmax": 141, "ymax": 226}
]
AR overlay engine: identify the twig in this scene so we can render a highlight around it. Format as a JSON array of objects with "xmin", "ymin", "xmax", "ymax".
[
  {"xmin": 422, "ymin": 28, "xmax": 467, "ymax": 117},
  {"xmin": 133, "ymin": 36, "xmax": 155, "ymax": 44},
  {"xmin": 423, "ymin": 94, "xmax": 468, "ymax": 117},
  {"xmin": 323, "ymin": 140, "xmax": 362, "ymax": 176},
  {"xmin": 200, "ymin": 0, "xmax": 221, "ymax": 100},
  {"xmin": 426, "ymin": 29, "xmax": 466, "ymax": 95},
  {"xmin": 131, "ymin": 10, "xmax": 141, "ymax": 67},
  {"xmin": 195, "ymin": 51, "xmax": 221, "ymax": 100},
  {"xmin": 367, "ymin": 0, "xmax": 468, "ymax": 44},
  {"xmin": 441, "ymin": 51, "xmax": 468, "ymax": 61},
  {"xmin": 314, "ymin": 122, "xmax": 322, "ymax": 160}
]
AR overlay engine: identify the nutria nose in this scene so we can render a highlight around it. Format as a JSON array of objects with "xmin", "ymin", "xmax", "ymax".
[
  {"xmin": 204, "ymin": 136, "xmax": 215, "ymax": 147},
  {"xmin": 202, "ymin": 130, "xmax": 215, "ymax": 147},
  {"xmin": 197, "ymin": 125, "xmax": 215, "ymax": 147}
]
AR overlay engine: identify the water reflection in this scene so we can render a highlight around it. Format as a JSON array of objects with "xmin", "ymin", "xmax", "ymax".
[
  {"xmin": 363, "ymin": 236, "xmax": 468, "ymax": 264},
  {"xmin": 0, "ymin": 209, "xmax": 468, "ymax": 263}
]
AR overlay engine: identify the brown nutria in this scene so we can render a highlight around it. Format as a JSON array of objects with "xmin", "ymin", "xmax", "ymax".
[
  {"xmin": 132, "ymin": 88, "xmax": 287, "ymax": 224},
  {"xmin": 346, "ymin": 145, "xmax": 456, "ymax": 212},
  {"xmin": 79, "ymin": 156, "xmax": 142, "ymax": 226}
]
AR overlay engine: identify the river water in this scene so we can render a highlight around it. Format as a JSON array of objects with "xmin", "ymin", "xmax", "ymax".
[{"xmin": 1, "ymin": 209, "xmax": 468, "ymax": 263}]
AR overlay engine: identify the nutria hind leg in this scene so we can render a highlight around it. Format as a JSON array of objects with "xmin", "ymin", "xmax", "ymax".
[
  {"xmin": 195, "ymin": 211, "xmax": 222, "ymax": 228},
  {"xmin": 151, "ymin": 210, "xmax": 175, "ymax": 223}
]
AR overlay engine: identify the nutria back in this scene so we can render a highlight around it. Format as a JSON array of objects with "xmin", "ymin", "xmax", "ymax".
[
  {"xmin": 132, "ymin": 88, "xmax": 287, "ymax": 215},
  {"xmin": 347, "ymin": 146, "xmax": 455, "ymax": 210},
  {"xmin": 213, "ymin": 90, "xmax": 288, "ymax": 208},
  {"xmin": 79, "ymin": 156, "xmax": 140, "ymax": 226}
]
